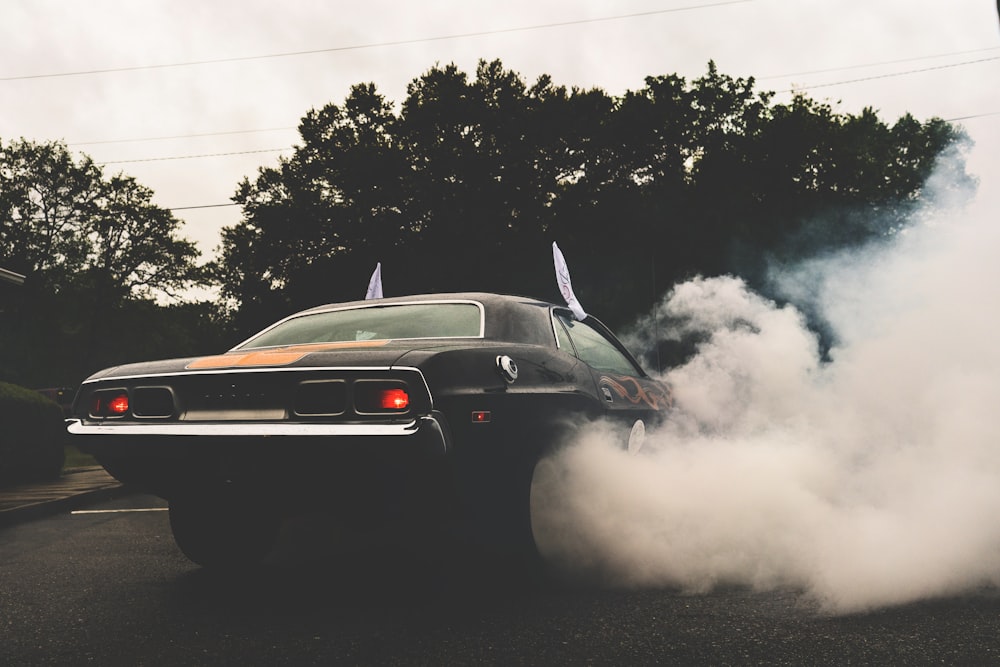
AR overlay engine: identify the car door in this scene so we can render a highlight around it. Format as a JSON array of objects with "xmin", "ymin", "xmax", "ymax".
[{"xmin": 552, "ymin": 309, "xmax": 671, "ymax": 451}]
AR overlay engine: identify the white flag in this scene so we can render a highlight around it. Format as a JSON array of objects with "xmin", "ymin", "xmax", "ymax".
[
  {"xmin": 365, "ymin": 262, "xmax": 383, "ymax": 300},
  {"xmin": 552, "ymin": 242, "xmax": 587, "ymax": 320}
]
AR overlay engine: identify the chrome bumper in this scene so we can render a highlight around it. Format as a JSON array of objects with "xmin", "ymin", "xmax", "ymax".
[
  {"xmin": 66, "ymin": 418, "xmax": 424, "ymax": 437},
  {"xmin": 66, "ymin": 414, "xmax": 451, "ymax": 454}
]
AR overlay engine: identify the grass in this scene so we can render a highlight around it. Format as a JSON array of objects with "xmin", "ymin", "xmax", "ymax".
[{"xmin": 63, "ymin": 444, "xmax": 98, "ymax": 470}]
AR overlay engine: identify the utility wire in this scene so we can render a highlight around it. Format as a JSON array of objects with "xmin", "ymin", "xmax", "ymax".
[
  {"xmin": 1, "ymin": 1, "xmax": 751, "ymax": 82},
  {"xmin": 98, "ymin": 147, "xmax": 289, "ymax": 165},
  {"xmin": 168, "ymin": 203, "xmax": 239, "ymax": 211},
  {"xmin": 944, "ymin": 110, "xmax": 1000, "ymax": 121},
  {"xmin": 760, "ymin": 46, "xmax": 1000, "ymax": 80},
  {"xmin": 774, "ymin": 55, "xmax": 1000, "ymax": 93},
  {"xmin": 71, "ymin": 127, "xmax": 295, "ymax": 146}
]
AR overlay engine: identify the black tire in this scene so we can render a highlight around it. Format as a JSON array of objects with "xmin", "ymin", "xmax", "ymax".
[
  {"xmin": 458, "ymin": 444, "xmax": 551, "ymax": 577},
  {"xmin": 169, "ymin": 492, "xmax": 280, "ymax": 569}
]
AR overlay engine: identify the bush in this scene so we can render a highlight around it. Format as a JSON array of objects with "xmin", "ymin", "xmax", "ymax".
[{"xmin": 0, "ymin": 382, "xmax": 66, "ymax": 485}]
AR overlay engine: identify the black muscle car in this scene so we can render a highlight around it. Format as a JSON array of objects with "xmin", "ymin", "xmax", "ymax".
[{"xmin": 67, "ymin": 293, "xmax": 670, "ymax": 567}]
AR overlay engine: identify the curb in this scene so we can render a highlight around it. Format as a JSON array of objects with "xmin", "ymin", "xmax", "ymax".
[{"xmin": 0, "ymin": 482, "xmax": 130, "ymax": 529}]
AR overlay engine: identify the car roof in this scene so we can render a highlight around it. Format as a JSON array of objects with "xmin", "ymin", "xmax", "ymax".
[{"xmin": 297, "ymin": 292, "xmax": 553, "ymax": 313}]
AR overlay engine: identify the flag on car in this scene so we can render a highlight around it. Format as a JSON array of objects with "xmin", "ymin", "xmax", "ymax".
[
  {"xmin": 365, "ymin": 262, "xmax": 383, "ymax": 300},
  {"xmin": 552, "ymin": 242, "xmax": 587, "ymax": 320}
]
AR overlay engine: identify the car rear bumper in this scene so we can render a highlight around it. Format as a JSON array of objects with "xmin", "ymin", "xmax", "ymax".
[
  {"xmin": 66, "ymin": 417, "xmax": 439, "ymax": 440},
  {"xmin": 65, "ymin": 414, "xmax": 454, "ymax": 511}
]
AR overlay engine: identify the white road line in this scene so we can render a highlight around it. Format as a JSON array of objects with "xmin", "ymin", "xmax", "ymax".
[{"xmin": 71, "ymin": 508, "xmax": 169, "ymax": 515}]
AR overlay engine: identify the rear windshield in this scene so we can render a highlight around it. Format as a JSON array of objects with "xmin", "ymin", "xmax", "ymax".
[{"xmin": 237, "ymin": 302, "xmax": 484, "ymax": 349}]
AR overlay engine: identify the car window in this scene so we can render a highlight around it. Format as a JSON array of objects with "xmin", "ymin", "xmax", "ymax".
[
  {"xmin": 555, "ymin": 312, "xmax": 641, "ymax": 375},
  {"xmin": 239, "ymin": 302, "xmax": 483, "ymax": 348}
]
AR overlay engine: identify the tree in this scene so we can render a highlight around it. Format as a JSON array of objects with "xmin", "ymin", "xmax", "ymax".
[
  {"xmin": 0, "ymin": 138, "xmax": 207, "ymax": 386},
  {"xmin": 1, "ymin": 138, "xmax": 203, "ymax": 299},
  {"xmin": 0, "ymin": 139, "xmax": 97, "ymax": 290}
]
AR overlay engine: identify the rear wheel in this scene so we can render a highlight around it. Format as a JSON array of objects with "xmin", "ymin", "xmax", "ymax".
[
  {"xmin": 169, "ymin": 491, "xmax": 280, "ymax": 569},
  {"xmin": 627, "ymin": 418, "xmax": 646, "ymax": 454}
]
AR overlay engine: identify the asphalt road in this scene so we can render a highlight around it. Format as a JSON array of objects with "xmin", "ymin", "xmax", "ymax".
[{"xmin": 3, "ymin": 495, "xmax": 1000, "ymax": 665}]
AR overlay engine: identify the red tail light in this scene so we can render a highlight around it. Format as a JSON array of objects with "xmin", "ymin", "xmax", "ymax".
[
  {"xmin": 379, "ymin": 388, "xmax": 409, "ymax": 410},
  {"xmin": 108, "ymin": 394, "xmax": 130, "ymax": 415},
  {"xmin": 90, "ymin": 390, "xmax": 129, "ymax": 418},
  {"xmin": 354, "ymin": 382, "xmax": 410, "ymax": 414}
]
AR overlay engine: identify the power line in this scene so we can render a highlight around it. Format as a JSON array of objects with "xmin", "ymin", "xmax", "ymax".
[
  {"xmin": 774, "ymin": 55, "xmax": 1000, "ymax": 93},
  {"xmin": 168, "ymin": 203, "xmax": 239, "ymax": 211},
  {"xmin": 70, "ymin": 127, "xmax": 296, "ymax": 146},
  {"xmin": 1, "ymin": 1, "xmax": 751, "ymax": 82},
  {"xmin": 98, "ymin": 148, "xmax": 290, "ymax": 165},
  {"xmin": 760, "ymin": 46, "xmax": 1000, "ymax": 80},
  {"xmin": 944, "ymin": 110, "xmax": 1000, "ymax": 121}
]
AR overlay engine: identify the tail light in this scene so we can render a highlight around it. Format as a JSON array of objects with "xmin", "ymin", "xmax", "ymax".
[
  {"xmin": 89, "ymin": 389, "xmax": 129, "ymax": 418},
  {"xmin": 378, "ymin": 388, "xmax": 410, "ymax": 410},
  {"xmin": 355, "ymin": 382, "xmax": 410, "ymax": 414}
]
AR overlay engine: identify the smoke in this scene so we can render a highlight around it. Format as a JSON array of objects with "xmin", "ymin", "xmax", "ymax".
[{"xmin": 531, "ymin": 155, "xmax": 1000, "ymax": 614}]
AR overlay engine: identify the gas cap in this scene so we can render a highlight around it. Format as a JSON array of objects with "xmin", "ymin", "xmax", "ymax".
[{"xmin": 496, "ymin": 355, "xmax": 518, "ymax": 383}]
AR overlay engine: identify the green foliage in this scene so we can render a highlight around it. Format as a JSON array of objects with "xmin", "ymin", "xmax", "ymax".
[
  {"xmin": 0, "ymin": 382, "xmax": 65, "ymax": 485},
  {"xmin": 63, "ymin": 444, "xmax": 97, "ymax": 469},
  {"xmin": 218, "ymin": 60, "xmax": 972, "ymax": 333}
]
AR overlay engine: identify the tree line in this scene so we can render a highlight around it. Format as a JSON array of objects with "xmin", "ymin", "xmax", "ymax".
[{"xmin": 0, "ymin": 60, "xmax": 974, "ymax": 388}]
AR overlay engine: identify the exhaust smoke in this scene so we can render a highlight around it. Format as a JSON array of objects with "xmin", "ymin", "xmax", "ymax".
[{"xmin": 531, "ymin": 156, "xmax": 1000, "ymax": 613}]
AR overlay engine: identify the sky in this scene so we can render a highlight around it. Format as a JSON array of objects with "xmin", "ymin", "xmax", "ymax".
[{"xmin": 2, "ymin": 0, "xmax": 998, "ymax": 261}]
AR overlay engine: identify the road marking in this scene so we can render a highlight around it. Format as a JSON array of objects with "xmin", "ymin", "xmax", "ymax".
[{"xmin": 71, "ymin": 508, "xmax": 168, "ymax": 515}]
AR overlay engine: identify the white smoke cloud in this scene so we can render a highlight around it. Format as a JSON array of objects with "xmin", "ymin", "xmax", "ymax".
[{"xmin": 531, "ymin": 155, "xmax": 1000, "ymax": 614}]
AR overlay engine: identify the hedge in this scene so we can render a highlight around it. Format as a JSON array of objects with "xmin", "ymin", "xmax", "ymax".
[{"xmin": 0, "ymin": 381, "xmax": 66, "ymax": 485}]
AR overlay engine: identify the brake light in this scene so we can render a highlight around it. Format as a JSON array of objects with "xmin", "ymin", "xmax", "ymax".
[
  {"xmin": 380, "ymin": 388, "xmax": 409, "ymax": 410},
  {"xmin": 90, "ymin": 390, "xmax": 129, "ymax": 418},
  {"xmin": 108, "ymin": 394, "xmax": 129, "ymax": 415},
  {"xmin": 354, "ymin": 382, "xmax": 411, "ymax": 413}
]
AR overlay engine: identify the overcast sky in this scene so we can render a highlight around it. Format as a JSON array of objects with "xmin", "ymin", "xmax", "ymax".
[{"xmin": 3, "ymin": 0, "xmax": 999, "ymax": 259}]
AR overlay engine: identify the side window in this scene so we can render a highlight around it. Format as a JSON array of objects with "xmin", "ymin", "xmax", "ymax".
[{"xmin": 555, "ymin": 312, "xmax": 641, "ymax": 376}]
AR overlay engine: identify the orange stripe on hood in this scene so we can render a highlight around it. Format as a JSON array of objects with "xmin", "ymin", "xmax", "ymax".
[{"xmin": 186, "ymin": 340, "xmax": 390, "ymax": 369}]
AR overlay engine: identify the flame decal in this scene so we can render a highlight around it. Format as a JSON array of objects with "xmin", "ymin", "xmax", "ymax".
[{"xmin": 600, "ymin": 374, "xmax": 673, "ymax": 411}]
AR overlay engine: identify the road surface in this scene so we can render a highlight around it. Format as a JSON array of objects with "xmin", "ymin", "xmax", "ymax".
[{"xmin": 3, "ymin": 494, "xmax": 1000, "ymax": 665}]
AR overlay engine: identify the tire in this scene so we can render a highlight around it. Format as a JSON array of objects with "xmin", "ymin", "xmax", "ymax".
[
  {"xmin": 169, "ymin": 492, "xmax": 280, "ymax": 569},
  {"xmin": 448, "ymin": 411, "xmax": 585, "ymax": 575},
  {"xmin": 444, "ymin": 435, "xmax": 540, "ymax": 571}
]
